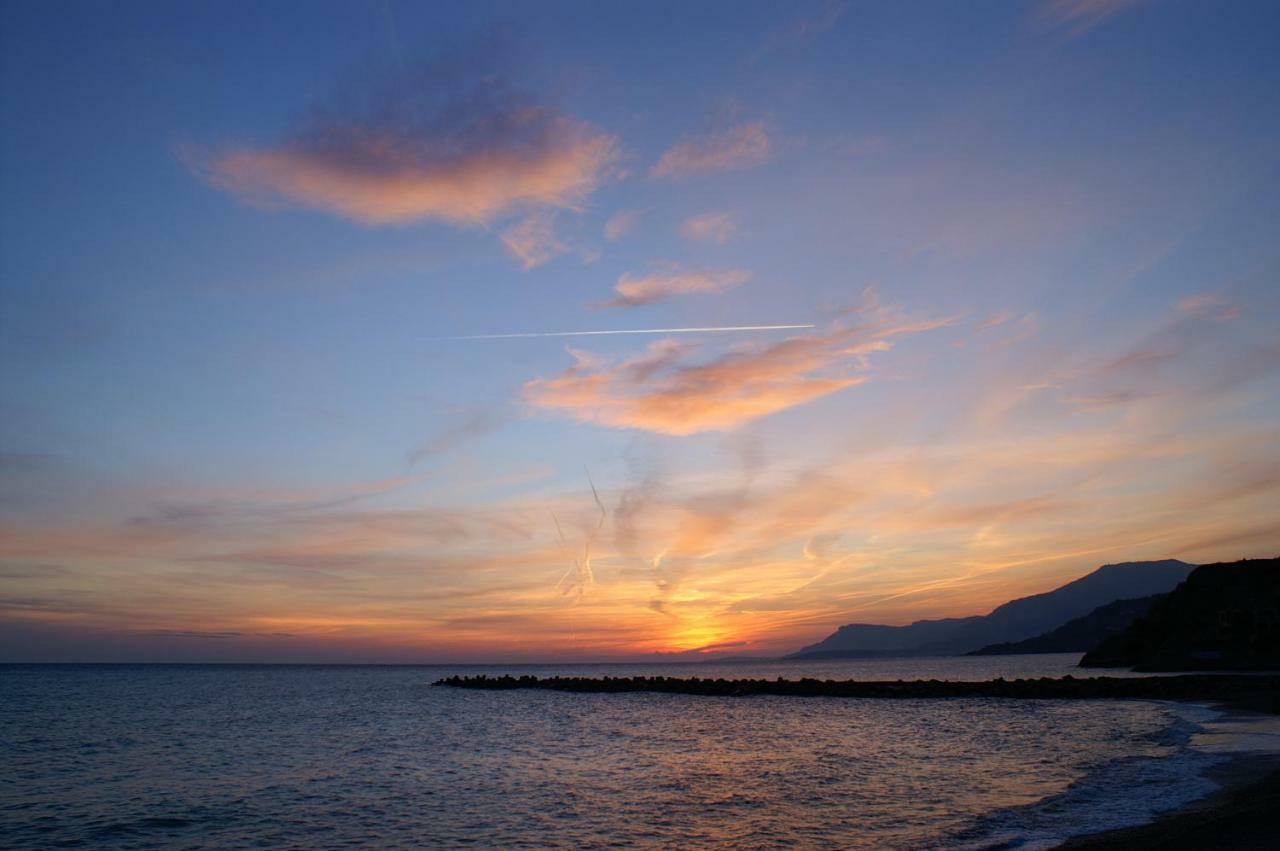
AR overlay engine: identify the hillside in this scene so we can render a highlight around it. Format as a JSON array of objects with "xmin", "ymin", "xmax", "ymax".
[
  {"xmin": 967, "ymin": 595, "xmax": 1163, "ymax": 655},
  {"xmin": 1080, "ymin": 557, "xmax": 1280, "ymax": 671},
  {"xmin": 789, "ymin": 559, "xmax": 1197, "ymax": 659}
]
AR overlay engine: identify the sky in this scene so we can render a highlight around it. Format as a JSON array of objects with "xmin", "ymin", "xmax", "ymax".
[{"xmin": 1, "ymin": 0, "xmax": 1278, "ymax": 662}]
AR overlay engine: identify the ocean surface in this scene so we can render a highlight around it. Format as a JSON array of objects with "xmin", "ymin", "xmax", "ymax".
[{"xmin": 1, "ymin": 655, "xmax": 1270, "ymax": 849}]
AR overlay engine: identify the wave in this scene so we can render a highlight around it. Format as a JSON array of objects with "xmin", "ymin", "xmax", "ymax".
[{"xmin": 937, "ymin": 702, "xmax": 1228, "ymax": 850}]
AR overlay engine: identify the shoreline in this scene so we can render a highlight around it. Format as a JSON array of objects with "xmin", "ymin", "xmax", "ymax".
[
  {"xmin": 1053, "ymin": 700, "xmax": 1280, "ymax": 849},
  {"xmin": 1055, "ymin": 752, "xmax": 1280, "ymax": 849}
]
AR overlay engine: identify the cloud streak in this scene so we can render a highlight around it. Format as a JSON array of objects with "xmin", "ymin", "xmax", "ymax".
[
  {"xmin": 1177, "ymin": 293, "xmax": 1240, "ymax": 322},
  {"xmin": 651, "ymin": 123, "xmax": 772, "ymax": 178},
  {"xmin": 406, "ymin": 409, "xmax": 506, "ymax": 466},
  {"xmin": 1039, "ymin": 0, "xmax": 1146, "ymax": 35}
]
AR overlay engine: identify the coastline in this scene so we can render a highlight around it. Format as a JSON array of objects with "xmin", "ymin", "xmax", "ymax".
[
  {"xmin": 1053, "ymin": 700, "xmax": 1280, "ymax": 849},
  {"xmin": 1055, "ymin": 752, "xmax": 1280, "ymax": 849}
]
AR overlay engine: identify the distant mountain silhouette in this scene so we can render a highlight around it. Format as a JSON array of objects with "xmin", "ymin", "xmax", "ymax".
[
  {"xmin": 1081, "ymin": 557, "xmax": 1280, "ymax": 671},
  {"xmin": 966, "ymin": 595, "xmax": 1164, "ymax": 656},
  {"xmin": 788, "ymin": 559, "xmax": 1197, "ymax": 659}
]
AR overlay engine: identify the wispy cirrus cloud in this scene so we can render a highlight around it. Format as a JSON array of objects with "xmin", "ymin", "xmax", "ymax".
[
  {"xmin": 125, "ymin": 473, "xmax": 435, "ymax": 530},
  {"xmin": 1064, "ymin": 391, "xmax": 1152, "ymax": 412},
  {"xmin": 595, "ymin": 266, "xmax": 751, "ymax": 309},
  {"xmin": 194, "ymin": 54, "xmax": 618, "ymax": 226},
  {"xmin": 1177, "ymin": 293, "xmax": 1240, "ymax": 322},
  {"xmin": 651, "ymin": 122, "xmax": 772, "ymax": 178},
  {"xmin": 1037, "ymin": 291, "xmax": 1269, "ymax": 423},
  {"xmin": 406, "ymin": 408, "xmax": 506, "ymax": 467},
  {"xmin": 752, "ymin": 1, "xmax": 847, "ymax": 62},
  {"xmin": 524, "ymin": 314, "xmax": 957, "ymax": 435},
  {"xmin": 983, "ymin": 312, "xmax": 1039, "ymax": 349},
  {"xmin": 681, "ymin": 212, "xmax": 737, "ymax": 244},
  {"xmin": 976, "ymin": 312, "xmax": 1014, "ymax": 332},
  {"xmin": 501, "ymin": 212, "xmax": 567, "ymax": 269},
  {"xmin": 1039, "ymin": 0, "xmax": 1146, "ymax": 35}
]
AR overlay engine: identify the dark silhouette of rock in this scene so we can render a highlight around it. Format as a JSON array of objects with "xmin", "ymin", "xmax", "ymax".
[
  {"xmin": 967, "ymin": 595, "xmax": 1164, "ymax": 655},
  {"xmin": 789, "ymin": 559, "xmax": 1196, "ymax": 659},
  {"xmin": 1080, "ymin": 557, "xmax": 1280, "ymax": 671}
]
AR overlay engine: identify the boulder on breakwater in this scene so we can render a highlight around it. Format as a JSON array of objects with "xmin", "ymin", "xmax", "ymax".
[{"xmin": 433, "ymin": 673, "xmax": 1280, "ymax": 705}]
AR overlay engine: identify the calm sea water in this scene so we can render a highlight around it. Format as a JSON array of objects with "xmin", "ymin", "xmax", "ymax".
[{"xmin": 0, "ymin": 656, "xmax": 1243, "ymax": 849}]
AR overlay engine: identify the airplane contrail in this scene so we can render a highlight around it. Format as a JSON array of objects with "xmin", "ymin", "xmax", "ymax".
[{"xmin": 445, "ymin": 323, "xmax": 814, "ymax": 340}]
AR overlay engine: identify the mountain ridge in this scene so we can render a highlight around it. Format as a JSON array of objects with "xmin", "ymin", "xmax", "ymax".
[
  {"xmin": 966, "ymin": 594, "xmax": 1164, "ymax": 656},
  {"xmin": 788, "ymin": 559, "xmax": 1197, "ymax": 659},
  {"xmin": 1081, "ymin": 557, "xmax": 1280, "ymax": 671}
]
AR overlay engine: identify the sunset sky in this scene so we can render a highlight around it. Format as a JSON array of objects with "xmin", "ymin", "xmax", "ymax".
[{"xmin": 2, "ymin": 0, "xmax": 1278, "ymax": 662}]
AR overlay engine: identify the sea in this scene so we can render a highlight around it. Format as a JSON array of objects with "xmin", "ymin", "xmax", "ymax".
[{"xmin": 2, "ymin": 654, "xmax": 1277, "ymax": 849}]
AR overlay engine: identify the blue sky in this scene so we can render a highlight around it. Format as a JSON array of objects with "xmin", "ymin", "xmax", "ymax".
[{"xmin": 2, "ymin": 0, "xmax": 1278, "ymax": 661}]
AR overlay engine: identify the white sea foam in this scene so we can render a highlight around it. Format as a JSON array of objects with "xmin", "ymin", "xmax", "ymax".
[
  {"xmin": 1189, "ymin": 706, "xmax": 1280, "ymax": 754},
  {"xmin": 941, "ymin": 700, "xmax": 1280, "ymax": 850}
]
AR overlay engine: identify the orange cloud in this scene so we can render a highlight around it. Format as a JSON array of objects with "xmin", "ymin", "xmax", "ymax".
[
  {"xmin": 651, "ymin": 122, "xmax": 772, "ymax": 178},
  {"xmin": 596, "ymin": 266, "xmax": 750, "ymax": 309},
  {"xmin": 524, "ymin": 317, "xmax": 953, "ymax": 434},
  {"xmin": 196, "ymin": 62, "xmax": 618, "ymax": 226},
  {"xmin": 207, "ymin": 123, "xmax": 616, "ymax": 226}
]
